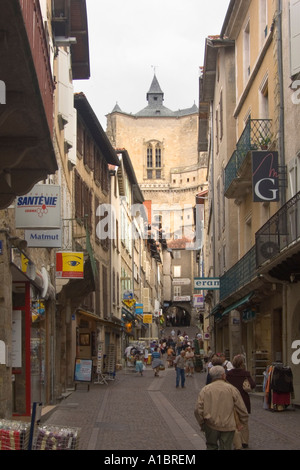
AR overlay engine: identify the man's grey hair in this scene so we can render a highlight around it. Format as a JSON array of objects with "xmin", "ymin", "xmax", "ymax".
[{"xmin": 209, "ymin": 365, "xmax": 226, "ymax": 381}]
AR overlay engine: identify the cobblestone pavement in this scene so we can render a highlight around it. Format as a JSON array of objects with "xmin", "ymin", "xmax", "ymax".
[{"xmin": 41, "ymin": 361, "xmax": 300, "ymax": 453}]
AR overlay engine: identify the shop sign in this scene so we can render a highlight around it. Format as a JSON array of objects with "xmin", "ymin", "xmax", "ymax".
[
  {"xmin": 252, "ymin": 151, "xmax": 279, "ymax": 202},
  {"xmin": 56, "ymin": 252, "xmax": 84, "ymax": 279},
  {"xmin": 25, "ymin": 229, "xmax": 62, "ymax": 248},
  {"xmin": 173, "ymin": 278, "xmax": 191, "ymax": 285},
  {"xmin": 173, "ymin": 296, "xmax": 191, "ymax": 302},
  {"xmin": 194, "ymin": 278, "xmax": 220, "ymax": 290},
  {"xmin": 135, "ymin": 303, "xmax": 143, "ymax": 314},
  {"xmin": 193, "ymin": 294, "xmax": 204, "ymax": 308},
  {"xmin": 74, "ymin": 358, "xmax": 93, "ymax": 383},
  {"xmin": 143, "ymin": 314, "xmax": 152, "ymax": 324},
  {"xmin": 15, "ymin": 184, "xmax": 61, "ymax": 228}
]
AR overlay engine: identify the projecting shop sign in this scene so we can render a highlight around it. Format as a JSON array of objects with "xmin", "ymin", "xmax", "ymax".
[
  {"xmin": 56, "ymin": 252, "xmax": 84, "ymax": 279},
  {"xmin": 252, "ymin": 151, "xmax": 279, "ymax": 202},
  {"xmin": 25, "ymin": 229, "xmax": 62, "ymax": 248},
  {"xmin": 15, "ymin": 184, "xmax": 61, "ymax": 228},
  {"xmin": 194, "ymin": 278, "xmax": 220, "ymax": 290}
]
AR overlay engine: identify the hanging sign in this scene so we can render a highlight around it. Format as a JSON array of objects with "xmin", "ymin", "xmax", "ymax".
[
  {"xmin": 135, "ymin": 303, "xmax": 143, "ymax": 314},
  {"xmin": 123, "ymin": 299, "xmax": 136, "ymax": 308},
  {"xmin": 56, "ymin": 252, "xmax": 84, "ymax": 279},
  {"xmin": 25, "ymin": 229, "xmax": 62, "ymax": 248},
  {"xmin": 194, "ymin": 278, "xmax": 220, "ymax": 290},
  {"xmin": 15, "ymin": 184, "xmax": 61, "ymax": 228},
  {"xmin": 252, "ymin": 151, "xmax": 279, "ymax": 202},
  {"xmin": 143, "ymin": 314, "xmax": 152, "ymax": 324}
]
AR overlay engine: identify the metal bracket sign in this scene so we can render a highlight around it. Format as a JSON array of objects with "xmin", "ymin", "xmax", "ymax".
[{"xmin": 194, "ymin": 278, "xmax": 220, "ymax": 290}]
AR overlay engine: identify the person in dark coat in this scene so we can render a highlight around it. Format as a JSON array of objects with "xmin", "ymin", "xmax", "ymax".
[{"xmin": 226, "ymin": 354, "xmax": 256, "ymax": 449}]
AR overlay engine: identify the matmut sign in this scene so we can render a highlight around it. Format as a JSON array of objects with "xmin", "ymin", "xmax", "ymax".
[{"xmin": 194, "ymin": 278, "xmax": 220, "ymax": 290}]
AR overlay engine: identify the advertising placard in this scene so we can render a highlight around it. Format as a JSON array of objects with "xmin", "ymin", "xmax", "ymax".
[
  {"xmin": 15, "ymin": 184, "xmax": 61, "ymax": 228},
  {"xmin": 56, "ymin": 252, "xmax": 84, "ymax": 279},
  {"xmin": 74, "ymin": 358, "xmax": 93, "ymax": 383}
]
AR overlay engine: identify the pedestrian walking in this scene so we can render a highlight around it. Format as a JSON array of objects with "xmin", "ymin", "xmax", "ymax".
[
  {"xmin": 194, "ymin": 365, "xmax": 248, "ymax": 450},
  {"xmin": 206, "ymin": 354, "xmax": 223, "ymax": 384},
  {"xmin": 226, "ymin": 354, "xmax": 256, "ymax": 449},
  {"xmin": 143, "ymin": 348, "xmax": 149, "ymax": 365},
  {"xmin": 220, "ymin": 352, "xmax": 234, "ymax": 371},
  {"xmin": 185, "ymin": 346, "xmax": 195, "ymax": 377},
  {"xmin": 174, "ymin": 350, "xmax": 186, "ymax": 388},
  {"xmin": 135, "ymin": 356, "xmax": 144, "ymax": 376},
  {"xmin": 152, "ymin": 347, "xmax": 162, "ymax": 377}
]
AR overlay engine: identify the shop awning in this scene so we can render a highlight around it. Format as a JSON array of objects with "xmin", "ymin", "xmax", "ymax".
[{"xmin": 221, "ymin": 292, "xmax": 254, "ymax": 318}]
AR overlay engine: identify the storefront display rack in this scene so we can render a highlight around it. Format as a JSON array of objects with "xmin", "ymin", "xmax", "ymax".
[
  {"xmin": 33, "ymin": 425, "xmax": 81, "ymax": 450},
  {"xmin": 0, "ymin": 419, "xmax": 31, "ymax": 450}
]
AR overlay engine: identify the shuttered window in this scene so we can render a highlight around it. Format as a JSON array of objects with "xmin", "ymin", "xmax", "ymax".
[{"xmin": 290, "ymin": 0, "xmax": 300, "ymax": 76}]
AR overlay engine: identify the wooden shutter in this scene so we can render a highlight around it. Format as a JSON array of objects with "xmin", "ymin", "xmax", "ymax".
[{"xmin": 290, "ymin": 0, "xmax": 300, "ymax": 76}]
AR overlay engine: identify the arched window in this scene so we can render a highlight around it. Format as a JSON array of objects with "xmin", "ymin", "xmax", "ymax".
[
  {"xmin": 147, "ymin": 145, "xmax": 153, "ymax": 179},
  {"xmin": 146, "ymin": 141, "xmax": 163, "ymax": 179}
]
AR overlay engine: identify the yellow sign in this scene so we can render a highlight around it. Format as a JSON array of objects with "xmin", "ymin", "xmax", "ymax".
[
  {"xmin": 56, "ymin": 252, "xmax": 84, "ymax": 278},
  {"xmin": 143, "ymin": 314, "xmax": 153, "ymax": 324},
  {"xmin": 123, "ymin": 299, "xmax": 136, "ymax": 308},
  {"xmin": 21, "ymin": 253, "xmax": 29, "ymax": 273}
]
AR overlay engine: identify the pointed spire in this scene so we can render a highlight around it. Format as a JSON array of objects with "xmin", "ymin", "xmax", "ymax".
[
  {"xmin": 147, "ymin": 74, "xmax": 164, "ymax": 97},
  {"xmin": 112, "ymin": 102, "xmax": 122, "ymax": 113},
  {"xmin": 146, "ymin": 74, "xmax": 164, "ymax": 106}
]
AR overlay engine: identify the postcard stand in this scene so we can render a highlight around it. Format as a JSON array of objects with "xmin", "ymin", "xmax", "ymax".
[{"xmin": 94, "ymin": 342, "xmax": 108, "ymax": 385}]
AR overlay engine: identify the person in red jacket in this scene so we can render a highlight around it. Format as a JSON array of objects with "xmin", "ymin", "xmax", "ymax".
[{"xmin": 226, "ymin": 354, "xmax": 256, "ymax": 449}]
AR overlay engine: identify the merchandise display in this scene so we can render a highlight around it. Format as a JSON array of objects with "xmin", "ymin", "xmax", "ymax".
[
  {"xmin": 34, "ymin": 425, "xmax": 81, "ymax": 450},
  {"xmin": 0, "ymin": 420, "xmax": 31, "ymax": 450},
  {"xmin": 263, "ymin": 364, "xmax": 294, "ymax": 411}
]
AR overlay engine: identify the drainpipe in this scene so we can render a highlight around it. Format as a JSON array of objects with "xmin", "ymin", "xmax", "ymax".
[
  {"xmin": 277, "ymin": 0, "xmax": 285, "ymax": 206},
  {"xmin": 210, "ymin": 101, "xmax": 217, "ymax": 352}
]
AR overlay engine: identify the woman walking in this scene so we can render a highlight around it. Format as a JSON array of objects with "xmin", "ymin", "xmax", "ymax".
[
  {"xmin": 185, "ymin": 346, "xmax": 195, "ymax": 377},
  {"xmin": 151, "ymin": 347, "xmax": 162, "ymax": 377},
  {"xmin": 226, "ymin": 354, "xmax": 256, "ymax": 449}
]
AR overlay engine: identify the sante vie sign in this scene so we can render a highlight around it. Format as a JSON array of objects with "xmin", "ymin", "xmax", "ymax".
[{"xmin": 194, "ymin": 278, "xmax": 220, "ymax": 290}]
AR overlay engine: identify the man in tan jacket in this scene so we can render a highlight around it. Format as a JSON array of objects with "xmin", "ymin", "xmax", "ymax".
[{"xmin": 194, "ymin": 365, "xmax": 248, "ymax": 450}]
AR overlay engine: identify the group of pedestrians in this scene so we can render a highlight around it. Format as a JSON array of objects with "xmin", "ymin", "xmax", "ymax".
[{"xmin": 194, "ymin": 353, "xmax": 256, "ymax": 450}]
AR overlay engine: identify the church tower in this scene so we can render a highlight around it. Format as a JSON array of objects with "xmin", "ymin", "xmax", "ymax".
[
  {"xmin": 106, "ymin": 73, "xmax": 205, "ymax": 205},
  {"xmin": 106, "ymin": 73, "xmax": 207, "ymax": 327}
]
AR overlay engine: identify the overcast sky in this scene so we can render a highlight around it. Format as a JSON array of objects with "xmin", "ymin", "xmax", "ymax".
[{"xmin": 74, "ymin": 0, "xmax": 231, "ymax": 128}]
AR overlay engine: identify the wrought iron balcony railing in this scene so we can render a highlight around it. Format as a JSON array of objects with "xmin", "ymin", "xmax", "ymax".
[
  {"xmin": 225, "ymin": 119, "xmax": 273, "ymax": 194},
  {"xmin": 256, "ymin": 191, "xmax": 300, "ymax": 268},
  {"xmin": 220, "ymin": 246, "xmax": 256, "ymax": 302}
]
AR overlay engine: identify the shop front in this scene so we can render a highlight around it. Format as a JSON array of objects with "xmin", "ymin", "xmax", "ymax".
[
  {"xmin": 75, "ymin": 309, "xmax": 123, "ymax": 379},
  {"xmin": 11, "ymin": 249, "xmax": 55, "ymax": 416}
]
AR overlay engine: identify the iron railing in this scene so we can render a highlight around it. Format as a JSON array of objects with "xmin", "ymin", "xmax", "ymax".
[
  {"xmin": 256, "ymin": 191, "xmax": 300, "ymax": 268},
  {"xmin": 225, "ymin": 119, "xmax": 273, "ymax": 193},
  {"xmin": 220, "ymin": 246, "xmax": 256, "ymax": 301}
]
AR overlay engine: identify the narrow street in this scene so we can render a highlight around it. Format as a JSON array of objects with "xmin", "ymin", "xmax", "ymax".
[{"xmin": 40, "ymin": 355, "xmax": 300, "ymax": 452}]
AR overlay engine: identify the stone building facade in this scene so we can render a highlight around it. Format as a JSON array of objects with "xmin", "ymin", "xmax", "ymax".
[{"xmin": 106, "ymin": 74, "xmax": 208, "ymax": 326}]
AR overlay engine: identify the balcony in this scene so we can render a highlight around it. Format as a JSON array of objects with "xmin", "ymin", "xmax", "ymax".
[
  {"xmin": 256, "ymin": 191, "xmax": 300, "ymax": 281},
  {"xmin": 220, "ymin": 246, "xmax": 256, "ymax": 302},
  {"xmin": 0, "ymin": 0, "xmax": 57, "ymax": 209},
  {"xmin": 225, "ymin": 119, "xmax": 273, "ymax": 199}
]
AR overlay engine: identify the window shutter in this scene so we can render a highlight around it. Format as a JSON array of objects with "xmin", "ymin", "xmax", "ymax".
[
  {"xmin": 290, "ymin": 0, "xmax": 300, "ymax": 76},
  {"xmin": 143, "ymin": 287, "xmax": 150, "ymax": 312}
]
